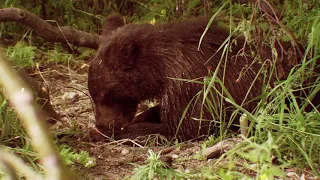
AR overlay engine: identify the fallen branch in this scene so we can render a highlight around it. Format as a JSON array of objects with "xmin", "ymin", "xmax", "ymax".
[
  {"xmin": 203, "ymin": 138, "xmax": 243, "ymax": 159},
  {"xmin": 0, "ymin": 8, "xmax": 99, "ymax": 49}
]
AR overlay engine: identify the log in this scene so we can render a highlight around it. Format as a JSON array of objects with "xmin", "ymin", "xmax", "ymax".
[{"xmin": 0, "ymin": 8, "xmax": 100, "ymax": 49}]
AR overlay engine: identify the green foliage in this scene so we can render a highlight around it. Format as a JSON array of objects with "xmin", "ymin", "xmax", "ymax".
[
  {"xmin": 0, "ymin": 91, "xmax": 29, "ymax": 146},
  {"xmin": 49, "ymin": 49, "xmax": 73, "ymax": 64},
  {"xmin": 252, "ymin": 61, "xmax": 320, "ymax": 174},
  {"xmin": 200, "ymin": 135, "xmax": 218, "ymax": 153},
  {"xmin": 131, "ymin": 0, "xmax": 175, "ymax": 23},
  {"xmin": 308, "ymin": 14, "xmax": 320, "ymax": 59},
  {"xmin": 131, "ymin": 149, "xmax": 191, "ymax": 180},
  {"xmin": 1, "ymin": 80, "xmax": 39, "ymax": 174},
  {"xmin": 281, "ymin": 1, "xmax": 319, "ymax": 40},
  {"xmin": 1, "ymin": 0, "xmax": 319, "ymax": 179},
  {"xmin": 212, "ymin": 5, "xmax": 319, "ymax": 177},
  {"xmin": 6, "ymin": 42, "xmax": 36, "ymax": 68},
  {"xmin": 45, "ymin": 44, "xmax": 79, "ymax": 65},
  {"xmin": 58, "ymin": 144, "xmax": 96, "ymax": 168},
  {"xmin": 237, "ymin": 133, "xmax": 286, "ymax": 179},
  {"xmin": 77, "ymin": 48, "xmax": 96, "ymax": 60},
  {"xmin": 200, "ymin": 134, "xmax": 287, "ymax": 179},
  {"xmin": 0, "ymin": 167, "xmax": 3, "ymax": 178},
  {"xmin": 131, "ymin": 0, "xmax": 212, "ymax": 24},
  {"xmin": 0, "ymin": 91, "xmax": 41, "ymax": 172},
  {"xmin": 249, "ymin": 14, "xmax": 320, "ymax": 170},
  {"xmin": 182, "ymin": 1, "xmax": 320, "ymax": 178}
]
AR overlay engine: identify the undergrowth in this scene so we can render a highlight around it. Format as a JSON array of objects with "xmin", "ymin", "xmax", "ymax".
[
  {"xmin": 6, "ymin": 42, "xmax": 36, "ymax": 68},
  {"xmin": 0, "ymin": 23, "xmax": 91, "ymax": 179},
  {"xmin": 131, "ymin": 1, "xmax": 320, "ymax": 179},
  {"xmin": 130, "ymin": 149, "xmax": 193, "ymax": 180},
  {"xmin": 195, "ymin": 1, "xmax": 320, "ymax": 178},
  {"xmin": 0, "ymin": 0, "xmax": 319, "ymax": 179}
]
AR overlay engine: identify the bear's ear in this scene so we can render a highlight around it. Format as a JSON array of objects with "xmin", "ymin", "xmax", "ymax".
[{"xmin": 101, "ymin": 13, "xmax": 125, "ymax": 37}]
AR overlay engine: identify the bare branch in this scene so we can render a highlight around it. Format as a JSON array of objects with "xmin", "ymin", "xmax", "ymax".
[{"xmin": 0, "ymin": 8, "xmax": 99, "ymax": 49}]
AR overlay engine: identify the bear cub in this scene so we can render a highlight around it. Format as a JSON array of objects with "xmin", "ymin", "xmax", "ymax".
[{"xmin": 88, "ymin": 14, "xmax": 303, "ymax": 141}]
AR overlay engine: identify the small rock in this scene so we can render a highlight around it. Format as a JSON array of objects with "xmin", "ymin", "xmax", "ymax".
[
  {"xmin": 207, "ymin": 159, "xmax": 214, "ymax": 163},
  {"xmin": 170, "ymin": 154, "xmax": 179, "ymax": 159},
  {"xmin": 84, "ymin": 158, "xmax": 97, "ymax": 168},
  {"xmin": 121, "ymin": 148, "xmax": 130, "ymax": 155},
  {"xmin": 62, "ymin": 92, "xmax": 78, "ymax": 100},
  {"xmin": 287, "ymin": 172, "xmax": 298, "ymax": 178},
  {"xmin": 249, "ymin": 163, "xmax": 258, "ymax": 170}
]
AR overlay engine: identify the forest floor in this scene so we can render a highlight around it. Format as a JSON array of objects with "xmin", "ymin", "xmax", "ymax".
[{"xmin": 37, "ymin": 63, "xmax": 317, "ymax": 180}]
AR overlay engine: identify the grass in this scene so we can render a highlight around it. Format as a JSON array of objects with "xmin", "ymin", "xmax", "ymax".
[
  {"xmin": 132, "ymin": 1, "xmax": 320, "ymax": 179},
  {"xmin": 6, "ymin": 42, "xmax": 36, "ymax": 68},
  {"xmin": 0, "ymin": 91, "xmax": 29, "ymax": 147},
  {"xmin": 58, "ymin": 144, "xmax": 96, "ymax": 168},
  {"xmin": 213, "ymin": 8, "xmax": 319, "ymax": 180}
]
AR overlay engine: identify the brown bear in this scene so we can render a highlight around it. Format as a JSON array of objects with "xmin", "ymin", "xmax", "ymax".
[{"xmin": 88, "ymin": 14, "xmax": 300, "ymax": 141}]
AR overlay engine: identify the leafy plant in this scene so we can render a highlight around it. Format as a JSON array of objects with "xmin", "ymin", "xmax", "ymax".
[
  {"xmin": 237, "ymin": 133, "xmax": 286, "ymax": 179},
  {"xmin": 131, "ymin": 149, "xmax": 191, "ymax": 180},
  {"xmin": 194, "ymin": 1, "xmax": 320, "ymax": 178},
  {"xmin": 49, "ymin": 49, "xmax": 73, "ymax": 64},
  {"xmin": 6, "ymin": 42, "xmax": 36, "ymax": 68},
  {"xmin": 58, "ymin": 144, "xmax": 96, "ymax": 168}
]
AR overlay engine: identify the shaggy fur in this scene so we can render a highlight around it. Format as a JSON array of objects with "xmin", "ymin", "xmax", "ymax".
[{"xmin": 88, "ymin": 15, "xmax": 300, "ymax": 141}]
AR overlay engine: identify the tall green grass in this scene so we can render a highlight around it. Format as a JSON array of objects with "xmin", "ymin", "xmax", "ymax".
[
  {"xmin": 199, "ymin": 1, "xmax": 320, "ymax": 178},
  {"xmin": 132, "ymin": 1, "xmax": 319, "ymax": 178}
]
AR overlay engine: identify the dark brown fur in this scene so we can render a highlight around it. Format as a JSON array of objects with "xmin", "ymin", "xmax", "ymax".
[{"xmin": 88, "ymin": 15, "xmax": 304, "ymax": 141}]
